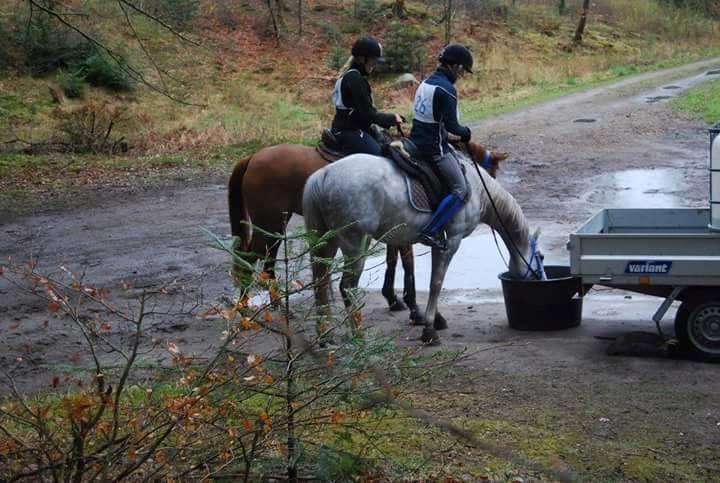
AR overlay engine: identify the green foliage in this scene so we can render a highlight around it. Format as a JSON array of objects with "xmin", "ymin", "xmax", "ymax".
[
  {"xmin": 609, "ymin": 64, "xmax": 639, "ymax": 77},
  {"xmin": 18, "ymin": 12, "xmax": 94, "ymax": 75},
  {"xmin": 327, "ymin": 45, "xmax": 348, "ymax": 70},
  {"xmin": 315, "ymin": 445, "xmax": 374, "ymax": 481},
  {"xmin": 77, "ymin": 53, "xmax": 133, "ymax": 92},
  {"xmin": 57, "ymin": 69, "xmax": 86, "ymax": 99},
  {"xmin": 143, "ymin": 0, "xmax": 200, "ymax": 28},
  {"xmin": 379, "ymin": 22, "xmax": 428, "ymax": 73},
  {"xmin": 353, "ymin": 0, "xmax": 379, "ymax": 27},
  {"xmin": 320, "ymin": 22, "xmax": 342, "ymax": 44},
  {"xmin": 659, "ymin": 0, "xmax": 720, "ymax": 18},
  {"xmin": 9, "ymin": 10, "xmax": 133, "ymax": 92},
  {"xmin": 0, "ymin": 17, "xmax": 17, "ymax": 67}
]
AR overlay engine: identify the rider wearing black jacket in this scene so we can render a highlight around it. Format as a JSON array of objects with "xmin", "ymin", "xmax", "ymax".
[{"xmin": 331, "ymin": 37, "xmax": 404, "ymax": 155}]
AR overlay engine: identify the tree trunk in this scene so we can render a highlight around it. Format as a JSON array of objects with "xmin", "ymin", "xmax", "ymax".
[
  {"xmin": 297, "ymin": 0, "xmax": 302, "ymax": 36},
  {"xmin": 266, "ymin": 0, "xmax": 280, "ymax": 46},
  {"xmin": 444, "ymin": 0, "xmax": 453, "ymax": 44},
  {"xmin": 573, "ymin": 0, "xmax": 590, "ymax": 44},
  {"xmin": 275, "ymin": 0, "xmax": 285, "ymax": 28},
  {"xmin": 558, "ymin": 0, "xmax": 566, "ymax": 15},
  {"xmin": 392, "ymin": 0, "xmax": 406, "ymax": 18}
]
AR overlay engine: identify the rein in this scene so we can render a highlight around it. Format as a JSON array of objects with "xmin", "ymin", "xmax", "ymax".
[{"xmin": 465, "ymin": 142, "xmax": 544, "ymax": 280}]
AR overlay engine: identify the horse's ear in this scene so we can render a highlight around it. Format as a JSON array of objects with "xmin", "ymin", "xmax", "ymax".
[
  {"xmin": 532, "ymin": 227, "xmax": 542, "ymax": 241},
  {"xmin": 492, "ymin": 151, "xmax": 509, "ymax": 163}
]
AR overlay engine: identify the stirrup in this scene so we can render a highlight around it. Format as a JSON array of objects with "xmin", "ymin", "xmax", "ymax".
[{"xmin": 418, "ymin": 231, "xmax": 447, "ymax": 251}]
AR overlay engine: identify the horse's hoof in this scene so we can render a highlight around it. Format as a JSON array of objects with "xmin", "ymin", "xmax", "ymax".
[
  {"xmin": 388, "ymin": 299, "xmax": 407, "ymax": 312},
  {"xmin": 434, "ymin": 313, "xmax": 448, "ymax": 331},
  {"xmin": 420, "ymin": 327, "xmax": 440, "ymax": 346},
  {"xmin": 409, "ymin": 309, "xmax": 424, "ymax": 324}
]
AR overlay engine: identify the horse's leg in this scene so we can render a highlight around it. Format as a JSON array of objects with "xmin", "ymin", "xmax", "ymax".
[
  {"xmin": 399, "ymin": 244, "xmax": 423, "ymax": 324},
  {"xmin": 311, "ymin": 239, "xmax": 339, "ymax": 345},
  {"xmin": 382, "ymin": 246, "xmax": 407, "ymax": 312},
  {"xmin": 247, "ymin": 212, "xmax": 289, "ymax": 280},
  {"xmin": 421, "ymin": 239, "xmax": 461, "ymax": 345},
  {"xmin": 338, "ymin": 236, "xmax": 369, "ymax": 334}
]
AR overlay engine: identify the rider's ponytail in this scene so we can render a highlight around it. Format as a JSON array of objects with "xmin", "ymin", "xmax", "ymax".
[{"xmin": 337, "ymin": 55, "xmax": 354, "ymax": 78}]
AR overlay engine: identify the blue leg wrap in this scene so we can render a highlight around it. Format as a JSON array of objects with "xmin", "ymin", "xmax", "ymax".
[{"xmin": 423, "ymin": 194, "xmax": 463, "ymax": 235}]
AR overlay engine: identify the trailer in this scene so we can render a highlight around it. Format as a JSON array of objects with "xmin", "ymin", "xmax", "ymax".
[
  {"xmin": 567, "ymin": 124, "xmax": 720, "ymax": 362},
  {"xmin": 568, "ymin": 208, "xmax": 720, "ymax": 360}
]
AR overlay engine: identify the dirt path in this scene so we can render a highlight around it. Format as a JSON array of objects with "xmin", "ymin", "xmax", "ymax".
[{"xmin": 2, "ymin": 58, "xmax": 720, "ymax": 481}]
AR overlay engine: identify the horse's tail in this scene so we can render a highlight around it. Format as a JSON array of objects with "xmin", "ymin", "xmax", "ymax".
[
  {"xmin": 302, "ymin": 169, "xmax": 329, "ymax": 240},
  {"xmin": 228, "ymin": 156, "xmax": 252, "ymax": 250}
]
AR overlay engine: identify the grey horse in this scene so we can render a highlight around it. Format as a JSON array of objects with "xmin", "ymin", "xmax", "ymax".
[{"xmin": 302, "ymin": 150, "xmax": 545, "ymax": 345}]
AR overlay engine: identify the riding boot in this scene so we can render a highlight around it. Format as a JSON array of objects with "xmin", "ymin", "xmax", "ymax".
[
  {"xmin": 418, "ymin": 193, "xmax": 463, "ymax": 250},
  {"xmin": 417, "ymin": 150, "xmax": 469, "ymax": 250}
]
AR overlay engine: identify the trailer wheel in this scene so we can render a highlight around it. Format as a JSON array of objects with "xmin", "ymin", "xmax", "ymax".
[{"xmin": 675, "ymin": 297, "xmax": 720, "ymax": 362}]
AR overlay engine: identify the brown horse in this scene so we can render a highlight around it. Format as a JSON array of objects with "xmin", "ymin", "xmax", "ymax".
[{"xmin": 227, "ymin": 141, "xmax": 507, "ymax": 319}]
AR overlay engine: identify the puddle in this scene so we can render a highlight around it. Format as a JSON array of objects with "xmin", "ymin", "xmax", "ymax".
[
  {"xmin": 707, "ymin": 70, "xmax": 720, "ymax": 76},
  {"xmin": 582, "ymin": 168, "xmax": 687, "ymax": 208},
  {"xmin": 645, "ymin": 95, "xmax": 672, "ymax": 104},
  {"xmin": 663, "ymin": 85, "xmax": 681, "ymax": 90},
  {"xmin": 359, "ymin": 228, "xmax": 512, "ymax": 291},
  {"xmin": 574, "ymin": 118, "xmax": 597, "ymax": 123},
  {"xmin": 359, "ymin": 227, "xmax": 568, "ymax": 291}
]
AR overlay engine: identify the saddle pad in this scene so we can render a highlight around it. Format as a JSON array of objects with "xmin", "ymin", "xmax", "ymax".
[{"xmin": 405, "ymin": 176, "xmax": 432, "ymax": 212}]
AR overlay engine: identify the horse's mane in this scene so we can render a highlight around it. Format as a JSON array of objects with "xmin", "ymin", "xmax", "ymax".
[{"xmin": 457, "ymin": 150, "xmax": 529, "ymax": 246}]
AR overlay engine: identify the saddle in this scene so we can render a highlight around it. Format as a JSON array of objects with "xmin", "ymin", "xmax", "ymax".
[
  {"xmin": 383, "ymin": 139, "xmax": 470, "ymax": 212},
  {"xmin": 316, "ymin": 127, "xmax": 395, "ymax": 163},
  {"xmin": 316, "ymin": 129, "xmax": 347, "ymax": 163}
]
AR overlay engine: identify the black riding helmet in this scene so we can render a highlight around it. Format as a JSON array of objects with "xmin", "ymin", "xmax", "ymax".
[
  {"xmin": 351, "ymin": 36, "xmax": 383, "ymax": 60},
  {"xmin": 438, "ymin": 43, "xmax": 473, "ymax": 73}
]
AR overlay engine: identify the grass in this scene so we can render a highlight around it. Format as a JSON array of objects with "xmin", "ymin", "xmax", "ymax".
[{"xmin": 673, "ymin": 78, "xmax": 720, "ymax": 124}]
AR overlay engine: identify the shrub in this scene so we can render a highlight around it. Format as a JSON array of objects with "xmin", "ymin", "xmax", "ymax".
[
  {"xmin": 13, "ymin": 10, "xmax": 134, "ymax": 92},
  {"xmin": 51, "ymin": 100, "xmax": 131, "ymax": 153},
  {"xmin": 353, "ymin": 0, "xmax": 379, "ymax": 27},
  {"xmin": 77, "ymin": 53, "xmax": 133, "ymax": 92},
  {"xmin": 320, "ymin": 22, "xmax": 342, "ymax": 44},
  {"xmin": 57, "ymin": 69, "xmax": 86, "ymax": 99},
  {"xmin": 18, "ymin": 12, "xmax": 94, "ymax": 75},
  {"xmin": 327, "ymin": 45, "xmax": 349, "ymax": 71},
  {"xmin": 660, "ymin": 0, "xmax": 720, "ymax": 18},
  {"xmin": 143, "ymin": 0, "xmax": 200, "ymax": 29},
  {"xmin": 379, "ymin": 22, "xmax": 428, "ymax": 73}
]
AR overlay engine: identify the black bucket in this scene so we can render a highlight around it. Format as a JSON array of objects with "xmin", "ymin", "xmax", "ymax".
[{"xmin": 498, "ymin": 265, "xmax": 583, "ymax": 331}]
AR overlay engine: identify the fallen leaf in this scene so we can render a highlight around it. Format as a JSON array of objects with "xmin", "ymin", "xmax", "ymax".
[{"xmin": 167, "ymin": 342, "xmax": 180, "ymax": 354}]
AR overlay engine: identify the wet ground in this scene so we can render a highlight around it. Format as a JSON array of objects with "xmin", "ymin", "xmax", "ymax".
[{"xmin": 2, "ymin": 57, "xmax": 720, "ymax": 480}]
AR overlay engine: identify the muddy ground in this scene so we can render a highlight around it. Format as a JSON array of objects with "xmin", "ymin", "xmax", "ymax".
[{"xmin": 2, "ymin": 58, "xmax": 720, "ymax": 481}]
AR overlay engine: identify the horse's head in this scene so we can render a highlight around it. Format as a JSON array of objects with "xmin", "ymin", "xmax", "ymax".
[
  {"xmin": 516, "ymin": 227, "xmax": 546, "ymax": 280},
  {"xmin": 451, "ymin": 140, "xmax": 509, "ymax": 179}
]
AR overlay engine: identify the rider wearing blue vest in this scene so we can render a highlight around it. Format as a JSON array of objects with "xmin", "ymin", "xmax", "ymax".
[
  {"xmin": 331, "ymin": 37, "xmax": 404, "ymax": 155},
  {"xmin": 409, "ymin": 44, "xmax": 474, "ymax": 250}
]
